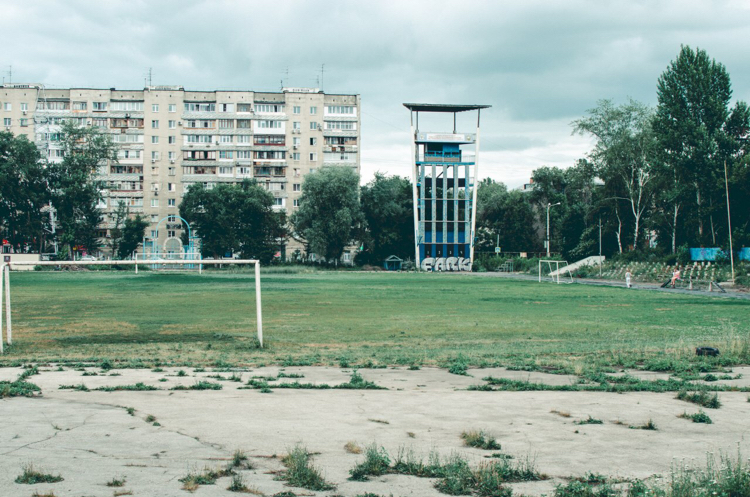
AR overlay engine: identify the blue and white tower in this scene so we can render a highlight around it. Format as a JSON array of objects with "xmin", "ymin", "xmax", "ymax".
[{"xmin": 404, "ymin": 104, "xmax": 490, "ymax": 271}]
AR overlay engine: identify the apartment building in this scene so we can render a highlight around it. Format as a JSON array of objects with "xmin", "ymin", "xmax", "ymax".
[{"xmin": 0, "ymin": 83, "xmax": 360, "ymax": 258}]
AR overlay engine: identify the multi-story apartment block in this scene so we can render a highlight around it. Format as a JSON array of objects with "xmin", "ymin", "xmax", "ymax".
[{"xmin": 1, "ymin": 84, "xmax": 360, "ymax": 258}]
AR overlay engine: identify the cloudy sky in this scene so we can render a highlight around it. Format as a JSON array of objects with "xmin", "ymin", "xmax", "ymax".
[{"xmin": 3, "ymin": 0, "xmax": 750, "ymax": 187}]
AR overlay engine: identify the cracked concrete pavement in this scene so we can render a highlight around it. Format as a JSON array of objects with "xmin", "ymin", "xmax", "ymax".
[{"xmin": 2, "ymin": 365, "xmax": 750, "ymax": 496}]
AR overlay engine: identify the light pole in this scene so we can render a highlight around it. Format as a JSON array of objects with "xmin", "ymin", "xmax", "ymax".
[{"xmin": 546, "ymin": 202, "xmax": 561, "ymax": 257}]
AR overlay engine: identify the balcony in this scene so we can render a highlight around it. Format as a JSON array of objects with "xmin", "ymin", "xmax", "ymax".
[
  {"xmin": 417, "ymin": 151, "xmax": 475, "ymax": 164},
  {"xmin": 254, "ymin": 166, "xmax": 286, "ymax": 177}
]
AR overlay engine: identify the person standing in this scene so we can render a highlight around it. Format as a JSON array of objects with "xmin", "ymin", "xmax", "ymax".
[{"xmin": 625, "ymin": 268, "xmax": 632, "ymax": 288}]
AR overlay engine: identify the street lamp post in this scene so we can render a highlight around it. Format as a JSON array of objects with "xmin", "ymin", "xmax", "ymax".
[{"xmin": 546, "ymin": 202, "xmax": 561, "ymax": 258}]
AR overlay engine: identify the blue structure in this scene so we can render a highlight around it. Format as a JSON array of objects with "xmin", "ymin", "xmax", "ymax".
[{"xmin": 404, "ymin": 103, "xmax": 490, "ymax": 271}]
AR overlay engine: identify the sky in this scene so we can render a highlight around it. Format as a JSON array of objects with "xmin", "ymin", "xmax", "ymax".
[{"xmin": 2, "ymin": 0, "xmax": 750, "ymax": 188}]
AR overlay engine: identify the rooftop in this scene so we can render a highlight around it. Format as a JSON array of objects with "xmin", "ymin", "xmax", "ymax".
[{"xmin": 403, "ymin": 103, "xmax": 491, "ymax": 113}]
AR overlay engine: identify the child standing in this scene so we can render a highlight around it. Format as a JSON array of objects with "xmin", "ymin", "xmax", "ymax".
[{"xmin": 625, "ymin": 268, "xmax": 632, "ymax": 288}]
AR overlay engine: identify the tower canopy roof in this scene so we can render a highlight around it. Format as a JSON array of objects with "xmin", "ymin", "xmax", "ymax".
[{"xmin": 403, "ymin": 103, "xmax": 491, "ymax": 113}]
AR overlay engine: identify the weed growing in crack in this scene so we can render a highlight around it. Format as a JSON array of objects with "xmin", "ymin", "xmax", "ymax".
[
  {"xmin": 106, "ymin": 476, "xmax": 126, "ymax": 487},
  {"xmin": 58, "ymin": 384, "xmax": 89, "ymax": 392},
  {"xmin": 277, "ymin": 445, "xmax": 334, "ymax": 491},
  {"xmin": 629, "ymin": 419, "xmax": 657, "ymax": 431},
  {"xmin": 344, "ymin": 441, "xmax": 362, "ymax": 454},
  {"xmin": 171, "ymin": 381, "xmax": 222, "ymax": 391},
  {"xmin": 95, "ymin": 383, "xmax": 158, "ymax": 392},
  {"xmin": 676, "ymin": 390, "xmax": 721, "ymax": 409},
  {"xmin": 349, "ymin": 444, "xmax": 391, "ymax": 481},
  {"xmin": 461, "ymin": 430, "xmax": 502, "ymax": 450},
  {"xmin": 575, "ymin": 416, "xmax": 603, "ymax": 425},
  {"xmin": 15, "ymin": 463, "xmax": 64, "ymax": 484},
  {"xmin": 678, "ymin": 411, "xmax": 713, "ymax": 424}
]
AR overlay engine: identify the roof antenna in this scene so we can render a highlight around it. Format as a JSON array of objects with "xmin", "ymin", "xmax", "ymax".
[{"xmin": 320, "ymin": 63, "xmax": 325, "ymax": 91}]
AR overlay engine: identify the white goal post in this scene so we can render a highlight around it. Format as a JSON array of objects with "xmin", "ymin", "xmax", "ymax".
[
  {"xmin": 0, "ymin": 259, "xmax": 263, "ymax": 354},
  {"xmin": 538, "ymin": 260, "xmax": 574, "ymax": 284}
]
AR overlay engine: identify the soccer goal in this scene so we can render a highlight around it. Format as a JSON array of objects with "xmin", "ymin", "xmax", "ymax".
[
  {"xmin": 538, "ymin": 260, "xmax": 574, "ymax": 284},
  {"xmin": 0, "ymin": 259, "xmax": 264, "ymax": 353}
]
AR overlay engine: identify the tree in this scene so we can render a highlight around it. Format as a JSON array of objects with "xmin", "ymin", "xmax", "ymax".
[
  {"xmin": 476, "ymin": 179, "xmax": 535, "ymax": 253},
  {"xmin": 653, "ymin": 45, "xmax": 750, "ymax": 249},
  {"xmin": 0, "ymin": 131, "xmax": 49, "ymax": 252},
  {"xmin": 47, "ymin": 121, "xmax": 117, "ymax": 258},
  {"xmin": 529, "ymin": 166, "xmax": 567, "ymax": 252},
  {"xmin": 358, "ymin": 173, "xmax": 413, "ymax": 264},
  {"xmin": 108, "ymin": 201, "xmax": 129, "ymax": 258},
  {"xmin": 117, "ymin": 215, "xmax": 149, "ymax": 260},
  {"xmin": 180, "ymin": 180, "xmax": 284, "ymax": 263},
  {"xmin": 572, "ymin": 99, "xmax": 657, "ymax": 251},
  {"xmin": 291, "ymin": 166, "xmax": 364, "ymax": 262}
]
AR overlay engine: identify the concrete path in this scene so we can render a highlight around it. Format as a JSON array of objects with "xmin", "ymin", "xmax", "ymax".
[{"xmin": 2, "ymin": 366, "xmax": 750, "ymax": 496}]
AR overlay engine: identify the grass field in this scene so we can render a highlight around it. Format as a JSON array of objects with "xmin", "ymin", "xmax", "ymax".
[{"xmin": 2, "ymin": 268, "xmax": 749, "ymax": 371}]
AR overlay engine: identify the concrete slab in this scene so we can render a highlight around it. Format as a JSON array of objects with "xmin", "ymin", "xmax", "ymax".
[{"xmin": 1, "ymin": 366, "xmax": 749, "ymax": 496}]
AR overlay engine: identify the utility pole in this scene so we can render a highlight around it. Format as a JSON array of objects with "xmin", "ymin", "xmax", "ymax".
[
  {"xmin": 546, "ymin": 202, "xmax": 560, "ymax": 257},
  {"xmin": 724, "ymin": 160, "xmax": 735, "ymax": 283}
]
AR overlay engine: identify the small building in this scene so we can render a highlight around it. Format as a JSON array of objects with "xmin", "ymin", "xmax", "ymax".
[{"xmin": 383, "ymin": 255, "xmax": 403, "ymax": 271}]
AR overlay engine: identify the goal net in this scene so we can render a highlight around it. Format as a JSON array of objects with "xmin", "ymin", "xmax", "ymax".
[
  {"xmin": 538, "ymin": 260, "xmax": 574, "ymax": 284},
  {"xmin": 0, "ymin": 259, "xmax": 264, "ymax": 354}
]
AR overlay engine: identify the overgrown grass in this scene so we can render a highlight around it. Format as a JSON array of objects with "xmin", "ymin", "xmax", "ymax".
[
  {"xmin": 461, "ymin": 430, "xmax": 502, "ymax": 450},
  {"xmin": 179, "ymin": 466, "xmax": 232, "ymax": 491},
  {"xmin": 676, "ymin": 390, "xmax": 722, "ymax": 409},
  {"xmin": 278, "ymin": 445, "xmax": 334, "ymax": 491},
  {"xmin": 5, "ymin": 271, "xmax": 750, "ymax": 370},
  {"xmin": 106, "ymin": 476, "xmax": 126, "ymax": 487},
  {"xmin": 15, "ymin": 463, "xmax": 64, "ymax": 484},
  {"xmin": 349, "ymin": 444, "xmax": 391, "ymax": 481},
  {"xmin": 244, "ymin": 370, "xmax": 385, "ymax": 391},
  {"xmin": 94, "ymin": 382, "xmax": 158, "ymax": 392},
  {"xmin": 575, "ymin": 416, "xmax": 604, "ymax": 425},
  {"xmin": 171, "ymin": 381, "xmax": 223, "ymax": 391},
  {"xmin": 678, "ymin": 410, "xmax": 713, "ymax": 424}
]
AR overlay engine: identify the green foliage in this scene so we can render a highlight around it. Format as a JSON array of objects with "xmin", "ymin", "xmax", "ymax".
[
  {"xmin": 170, "ymin": 381, "xmax": 222, "ymax": 391},
  {"xmin": 678, "ymin": 411, "xmax": 713, "ymax": 424},
  {"xmin": 0, "ymin": 380, "xmax": 42, "ymax": 398},
  {"xmin": 358, "ymin": 173, "xmax": 414, "ymax": 264},
  {"xmin": 94, "ymin": 382, "xmax": 158, "ymax": 392},
  {"xmin": 676, "ymin": 390, "xmax": 721, "ymax": 409},
  {"xmin": 15, "ymin": 463, "xmax": 64, "ymax": 484},
  {"xmin": 575, "ymin": 416, "xmax": 603, "ymax": 425},
  {"xmin": 0, "ymin": 131, "xmax": 49, "ymax": 251},
  {"xmin": 180, "ymin": 180, "xmax": 284, "ymax": 262},
  {"xmin": 278, "ymin": 445, "xmax": 334, "ymax": 491},
  {"xmin": 476, "ymin": 179, "xmax": 536, "ymax": 253},
  {"xmin": 117, "ymin": 214, "xmax": 149, "ymax": 260},
  {"xmin": 349, "ymin": 444, "xmax": 391, "ymax": 481},
  {"xmin": 554, "ymin": 480, "xmax": 619, "ymax": 497},
  {"xmin": 291, "ymin": 166, "xmax": 364, "ymax": 262},
  {"xmin": 461, "ymin": 430, "xmax": 502, "ymax": 450}
]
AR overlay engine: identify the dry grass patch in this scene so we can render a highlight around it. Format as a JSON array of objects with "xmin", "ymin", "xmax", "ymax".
[
  {"xmin": 550, "ymin": 409, "xmax": 571, "ymax": 418},
  {"xmin": 344, "ymin": 441, "xmax": 362, "ymax": 454}
]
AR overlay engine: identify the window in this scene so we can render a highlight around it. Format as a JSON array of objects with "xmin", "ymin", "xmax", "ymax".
[
  {"xmin": 169, "ymin": 120, "xmax": 176, "ymax": 129},
  {"xmin": 325, "ymin": 121, "xmax": 356, "ymax": 130},
  {"xmin": 20, "ymin": 103, "xmax": 28, "ymax": 111},
  {"xmin": 93, "ymin": 101, "xmax": 107, "ymax": 111},
  {"xmin": 237, "ymin": 103, "xmax": 252, "ymax": 112},
  {"xmin": 167, "ymin": 215, "xmax": 177, "ymax": 222},
  {"xmin": 254, "ymin": 103, "xmax": 284, "ymax": 113},
  {"xmin": 219, "ymin": 166, "xmax": 233, "ymax": 176},
  {"xmin": 293, "ymin": 106, "xmax": 301, "ymax": 114},
  {"xmin": 218, "ymin": 119, "xmax": 233, "ymax": 129},
  {"xmin": 310, "ymin": 106, "xmax": 317, "ymax": 115},
  {"xmin": 151, "ymin": 151, "xmax": 159, "ymax": 160},
  {"xmin": 168, "ymin": 230, "xmax": 176, "ymax": 238},
  {"xmin": 93, "ymin": 118, "xmax": 108, "ymax": 127},
  {"xmin": 151, "ymin": 120, "xmax": 159, "ymax": 129},
  {"xmin": 151, "ymin": 199, "xmax": 159, "ymax": 207},
  {"xmin": 151, "ymin": 182, "xmax": 160, "ymax": 192},
  {"xmin": 3, "ymin": 103, "xmax": 11, "ymax": 111},
  {"xmin": 111, "ymin": 101, "xmax": 144, "ymax": 111},
  {"xmin": 254, "ymin": 135, "xmax": 285, "ymax": 145},
  {"xmin": 254, "ymin": 150, "xmax": 285, "ymax": 160},
  {"xmin": 20, "ymin": 118, "xmax": 28, "ymax": 127},
  {"xmin": 168, "ymin": 198, "xmax": 176, "ymax": 207},
  {"xmin": 237, "ymin": 135, "xmax": 251, "ymax": 143},
  {"xmin": 220, "ymin": 135, "xmax": 233, "ymax": 143},
  {"xmin": 256, "ymin": 120, "xmax": 282, "ymax": 129},
  {"xmin": 151, "ymin": 214, "xmax": 159, "ymax": 222},
  {"xmin": 236, "ymin": 150, "xmax": 252, "ymax": 159},
  {"xmin": 218, "ymin": 103, "xmax": 234, "ymax": 112},
  {"xmin": 184, "ymin": 102, "xmax": 216, "ymax": 112},
  {"xmin": 309, "ymin": 152, "xmax": 317, "ymax": 161},
  {"xmin": 168, "ymin": 167, "xmax": 175, "ymax": 176},
  {"xmin": 151, "ymin": 136, "xmax": 159, "ymax": 144},
  {"xmin": 169, "ymin": 104, "xmax": 176, "ymax": 113},
  {"xmin": 293, "ymin": 137, "xmax": 300, "ymax": 146},
  {"xmin": 219, "ymin": 151, "xmax": 234, "ymax": 159},
  {"xmin": 186, "ymin": 135, "xmax": 212, "ymax": 143},
  {"xmin": 293, "ymin": 183, "xmax": 301, "ymax": 192},
  {"xmin": 273, "ymin": 198, "xmax": 283, "ymax": 206},
  {"xmin": 293, "ymin": 121, "xmax": 301, "ymax": 130},
  {"xmin": 310, "ymin": 137, "xmax": 317, "ymax": 146},
  {"xmin": 293, "ymin": 199, "xmax": 300, "ymax": 207},
  {"xmin": 150, "ymin": 230, "xmax": 158, "ymax": 238},
  {"xmin": 3, "ymin": 118, "xmax": 10, "ymax": 126},
  {"xmin": 168, "ymin": 183, "xmax": 176, "ymax": 192},
  {"xmin": 168, "ymin": 151, "xmax": 176, "ymax": 160},
  {"xmin": 152, "ymin": 104, "xmax": 159, "ymax": 112},
  {"xmin": 292, "ymin": 152, "xmax": 300, "ymax": 161},
  {"xmin": 168, "ymin": 135, "xmax": 176, "ymax": 144},
  {"xmin": 237, "ymin": 119, "xmax": 252, "ymax": 129},
  {"xmin": 326, "ymin": 105, "xmax": 355, "ymax": 115},
  {"xmin": 293, "ymin": 168, "xmax": 300, "ymax": 177},
  {"xmin": 310, "ymin": 121, "xmax": 318, "ymax": 130},
  {"xmin": 72, "ymin": 101, "xmax": 87, "ymax": 111}
]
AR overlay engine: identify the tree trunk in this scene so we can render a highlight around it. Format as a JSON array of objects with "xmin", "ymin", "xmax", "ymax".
[
  {"xmin": 671, "ymin": 202, "xmax": 680, "ymax": 254},
  {"xmin": 615, "ymin": 206, "xmax": 623, "ymax": 254}
]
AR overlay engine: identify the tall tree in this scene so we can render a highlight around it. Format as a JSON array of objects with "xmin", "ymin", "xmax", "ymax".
[
  {"xmin": 572, "ymin": 99, "xmax": 657, "ymax": 251},
  {"xmin": 117, "ymin": 215, "xmax": 149, "ymax": 260},
  {"xmin": 476, "ymin": 179, "xmax": 535, "ymax": 253},
  {"xmin": 47, "ymin": 121, "xmax": 117, "ymax": 258},
  {"xmin": 653, "ymin": 45, "xmax": 749, "ymax": 248},
  {"xmin": 359, "ymin": 173, "xmax": 413, "ymax": 264},
  {"xmin": 0, "ymin": 131, "xmax": 49, "ymax": 252},
  {"xmin": 180, "ymin": 180, "xmax": 284, "ymax": 263},
  {"xmin": 108, "ymin": 200, "xmax": 128, "ymax": 259},
  {"xmin": 291, "ymin": 166, "xmax": 364, "ymax": 262}
]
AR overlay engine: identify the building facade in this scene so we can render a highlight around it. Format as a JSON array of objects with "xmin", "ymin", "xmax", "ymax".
[{"xmin": 1, "ymin": 83, "xmax": 360, "ymax": 258}]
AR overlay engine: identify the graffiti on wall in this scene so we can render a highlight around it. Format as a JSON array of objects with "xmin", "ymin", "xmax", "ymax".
[{"xmin": 421, "ymin": 257, "xmax": 472, "ymax": 272}]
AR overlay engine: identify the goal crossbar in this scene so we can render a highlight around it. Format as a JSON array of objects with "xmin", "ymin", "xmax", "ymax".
[
  {"xmin": 538, "ymin": 260, "xmax": 573, "ymax": 284},
  {"xmin": 0, "ymin": 259, "xmax": 264, "ymax": 353}
]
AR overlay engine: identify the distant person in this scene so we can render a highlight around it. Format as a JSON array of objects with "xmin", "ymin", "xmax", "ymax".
[
  {"xmin": 670, "ymin": 266, "xmax": 681, "ymax": 288},
  {"xmin": 625, "ymin": 269, "xmax": 632, "ymax": 288}
]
